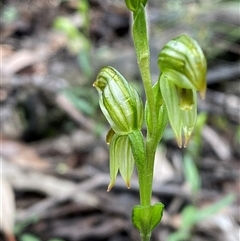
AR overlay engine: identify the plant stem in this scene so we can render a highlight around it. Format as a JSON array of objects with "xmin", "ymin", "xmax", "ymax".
[
  {"xmin": 133, "ymin": 5, "xmax": 157, "ymax": 128},
  {"xmin": 132, "ymin": 4, "xmax": 157, "ymax": 208},
  {"xmin": 141, "ymin": 233, "xmax": 151, "ymax": 241},
  {"xmin": 132, "ymin": 5, "xmax": 164, "ymax": 241}
]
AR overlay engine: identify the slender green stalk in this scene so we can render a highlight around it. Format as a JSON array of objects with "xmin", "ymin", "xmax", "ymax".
[
  {"xmin": 141, "ymin": 233, "xmax": 151, "ymax": 241},
  {"xmin": 132, "ymin": 3, "xmax": 157, "ymax": 209},
  {"xmin": 132, "ymin": 5, "xmax": 157, "ymax": 128},
  {"xmin": 95, "ymin": 2, "xmax": 207, "ymax": 241}
]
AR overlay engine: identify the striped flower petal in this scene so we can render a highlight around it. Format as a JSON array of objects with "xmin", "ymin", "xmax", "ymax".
[
  {"xmin": 158, "ymin": 34, "xmax": 206, "ymax": 147},
  {"xmin": 158, "ymin": 34, "xmax": 207, "ymax": 98},
  {"xmin": 93, "ymin": 66, "xmax": 143, "ymax": 135},
  {"xmin": 108, "ymin": 134, "xmax": 135, "ymax": 191}
]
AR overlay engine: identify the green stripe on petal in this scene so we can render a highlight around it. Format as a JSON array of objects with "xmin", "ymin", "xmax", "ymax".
[
  {"xmin": 108, "ymin": 133, "xmax": 120, "ymax": 191},
  {"xmin": 181, "ymin": 90, "xmax": 197, "ymax": 147},
  {"xmin": 160, "ymin": 74, "xmax": 183, "ymax": 147},
  {"xmin": 94, "ymin": 66, "xmax": 143, "ymax": 135},
  {"xmin": 118, "ymin": 135, "xmax": 135, "ymax": 189},
  {"xmin": 158, "ymin": 34, "xmax": 206, "ymax": 147},
  {"xmin": 158, "ymin": 34, "xmax": 207, "ymax": 97},
  {"xmin": 108, "ymin": 134, "xmax": 135, "ymax": 191}
]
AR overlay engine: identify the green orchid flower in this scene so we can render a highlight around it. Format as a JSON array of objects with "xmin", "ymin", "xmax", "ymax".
[
  {"xmin": 94, "ymin": 66, "xmax": 145, "ymax": 190},
  {"xmin": 93, "ymin": 66, "xmax": 144, "ymax": 135},
  {"xmin": 158, "ymin": 34, "xmax": 207, "ymax": 147},
  {"xmin": 107, "ymin": 132, "xmax": 135, "ymax": 191}
]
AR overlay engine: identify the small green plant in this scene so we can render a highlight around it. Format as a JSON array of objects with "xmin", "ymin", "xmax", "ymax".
[
  {"xmin": 20, "ymin": 233, "xmax": 64, "ymax": 241},
  {"xmin": 53, "ymin": 0, "xmax": 92, "ymax": 78},
  {"xmin": 93, "ymin": 1, "xmax": 207, "ymax": 240},
  {"xmin": 1, "ymin": 6, "xmax": 18, "ymax": 24},
  {"xmin": 14, "ymin": 215, "xmax": 65, "ymax": 241}
]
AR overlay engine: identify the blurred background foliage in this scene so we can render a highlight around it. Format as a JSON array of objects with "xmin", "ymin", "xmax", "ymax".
[{"xmin": 0, "ymin": 0, "xmax": 239, "ymax": 241}]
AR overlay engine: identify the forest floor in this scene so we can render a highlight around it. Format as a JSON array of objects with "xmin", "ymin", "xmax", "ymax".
[{"xmin": 1, "ymin": 1, "xmax": 240, "ymax": 241}]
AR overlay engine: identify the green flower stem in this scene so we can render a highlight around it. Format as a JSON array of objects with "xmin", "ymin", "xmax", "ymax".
[
  {"xmin": 132, "ymin": 3, "xmax": 155, "ymax": 208},
  {"xmin": 132, "ymin": 4, "xmax": 160, "ymax": 211},
  {"xmin": 128, "ymin": 131, "xmax": 148, "ymax": 206},
  {"xmin": 141, "ymin": 234, "xmax": 151, "ymax": 241},
  {"xmin": 133, "ymin": 4, "xmax": 157, "ymax": 130},
  {"xmin": 137, "ymin": 149, "xmax": 154, "ymax": 207},
  {"xmin": 131, "ymin": 6, "xmax": 167, "ymax": 240},
  {"xmin": 131, "ymin": 136, "xmax": 157, "ymax": 207},
  {"xmin": 128, "ymin": 129, "xmax": 157, "ymax": 207}
]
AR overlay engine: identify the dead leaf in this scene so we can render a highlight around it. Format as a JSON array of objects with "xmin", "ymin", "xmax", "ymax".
[
  {"xmin": 0, "ymin": 137, "xmax": 49, "ymax": 170},
  {"xmin": 0, "ymin": 178, "xmax": 16, "ymax": 241},
  {"xmin": 154, "ymin": 145, "xmax": 175, "ymax": 183}
]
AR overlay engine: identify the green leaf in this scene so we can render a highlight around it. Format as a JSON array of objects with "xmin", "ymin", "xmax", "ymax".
[
  {"xmin": 179, "ymin": 195, "xmax": 235, "ymax": 233},
  {"xmin": 181, "ymin": 205, "xmax": 198, "ymax": 229},
  {"xmin": 132, "ymin": 202, "xmax": 164, "ymax": 239},
  {"xmin": 2, "ymin": 6, "xmax": 18, "ymax": 24},
  {"xmin": 77, "ymin": 49, "xmax": 93, "ymax": 78},
  {"xmin": 20, "ymin": 234, "xmax": 41, "ymax": 241},
  {"xmin": 54, "ymin": 17, "xmax": 80, "ymax": 39},
  {"xmin": 183, "ymin": 154, "xmax": 201, "ymax": 194},
  {"xmin": 14, "ymin": 216, "xmax": 39, "ymax": 234},
  {"xmin": 167, "ymin": 231, "xmax": 190, "ymax": 241},
  {"xmin": 48, "ymin": 239, "xmax": 65, "ymax": 241},
  {"xmin": 64, "ymin": 91, "xmax": 95, "ymax": 116},
  {"xmin": 53, "ymin": 17, "xmax": 89, "ymax": 54},
  {"xmin": 167, "ymin": 206, "xmax": 195, "ymax": 241},
  {"xmin": 195, "ymin": 194, "xmax": 235, "ymax": 222}
]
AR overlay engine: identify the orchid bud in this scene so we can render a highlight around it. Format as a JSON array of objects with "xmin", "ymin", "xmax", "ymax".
[
  {"xmin": 108, "ymin": 133, "xmax": 135, "ymax": 191},
  {"xmin": 158, "ymin": 34, "xmax": 207, "ymax": 98},
  {"xmin": 93, "ymin": 66, "xmax": 144, "ymax": 135},
  {"xmin": 158, "ymin": 34, "xmax": 206, "ymax": 147}
]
